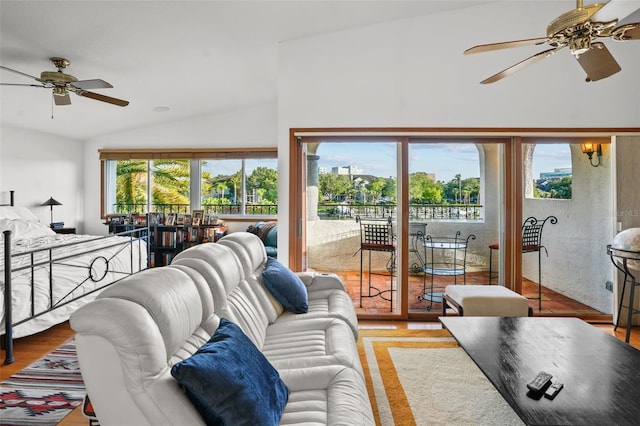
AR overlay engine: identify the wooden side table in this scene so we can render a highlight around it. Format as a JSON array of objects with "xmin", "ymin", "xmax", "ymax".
[{"xmin": 52, "ymin": 227, "xmax": 76, "ymax": 234}]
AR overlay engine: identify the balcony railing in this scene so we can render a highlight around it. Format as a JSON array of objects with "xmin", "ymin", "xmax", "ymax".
[
  {"xmin": 113, "ymin": 202, "xmax": 481, "ymax": 220},
  {"xmin": 112, "ymin": 203, "xmax": 278, "ymax": 216},
  {"xmin": 318, "ymin": 203, "xmax": 482, "ymax": 220}
]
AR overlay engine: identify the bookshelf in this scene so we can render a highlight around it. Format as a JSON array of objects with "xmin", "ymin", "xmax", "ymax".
[{"xmin": 105, "ymin": 214, "xmax": 227, "ymax": 267}]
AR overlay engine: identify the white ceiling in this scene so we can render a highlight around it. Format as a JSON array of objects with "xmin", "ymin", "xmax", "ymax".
[{"xmin": 0, "ymin": 0, "xmax": 487, "ymax": 140}]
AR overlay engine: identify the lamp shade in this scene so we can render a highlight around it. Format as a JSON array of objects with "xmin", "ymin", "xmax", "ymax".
[
  {"xmin": 41, "ymin": 197, "xmax": 62, "ymax": 207},
  {"xmin": 580, "ymin": 143, "xmax": 596, "ymax": 157}
]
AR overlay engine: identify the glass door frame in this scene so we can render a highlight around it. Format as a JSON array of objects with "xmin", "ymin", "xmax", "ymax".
[
  {"xmin": 289, "ymin": 130, "xmax": 516, "ymax": 320},
  {"xmin": 288, "ymin": 128, "xmax": 633, "ymax": 321}
]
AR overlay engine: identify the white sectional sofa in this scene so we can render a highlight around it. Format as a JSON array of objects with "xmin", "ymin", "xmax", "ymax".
[{"xmin": 70, "ymin": 232, "xmax": 373, "ymax": 426}]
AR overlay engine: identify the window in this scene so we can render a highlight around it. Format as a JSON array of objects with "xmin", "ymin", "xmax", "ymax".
[
  {"xmin": 100, "ymin": 148, "xmax": 277, "ymax": 217},
  {"xmin": 524, "ymin": 144, "xmax": 572, "ymax": 199},
  {"xmin": 107, "ymin": 159, "xmax": 191, "ymax": 214},
  {"xmin": 200, "ymin": 158, "xmax": 278, "ymax": 216},
  {"xmin": 408, "ymin": 143, "xmax": 481, "ymax": 220}
]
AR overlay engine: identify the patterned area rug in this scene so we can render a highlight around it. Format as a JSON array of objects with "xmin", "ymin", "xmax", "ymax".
[
  {"xmin": 0, "ymin": 340, "xmax": 85, "ymax": 425},
  {"xmin": 358, "ymin": 328, "xmax": 524, "ymax": 426}
]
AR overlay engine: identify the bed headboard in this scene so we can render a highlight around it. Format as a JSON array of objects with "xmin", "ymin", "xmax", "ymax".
[{"xmin": 1, "ymin": 190, "xmax": 15, "ymax": 206}]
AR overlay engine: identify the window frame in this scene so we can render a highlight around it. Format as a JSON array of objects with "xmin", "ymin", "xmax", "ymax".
[{"xmin": 99, "ymin": 148, "xmax": 277, "ymax": 219}]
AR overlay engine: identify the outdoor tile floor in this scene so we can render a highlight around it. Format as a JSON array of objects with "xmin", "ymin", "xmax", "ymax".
[{"xmin": 334, "ymin": 269, "xmax": 605, "ymax": 316}]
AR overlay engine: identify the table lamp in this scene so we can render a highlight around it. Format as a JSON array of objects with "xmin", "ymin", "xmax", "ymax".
[{"xmin": 40, "ymin": 196, "xmax": 62, "ymax": 226}]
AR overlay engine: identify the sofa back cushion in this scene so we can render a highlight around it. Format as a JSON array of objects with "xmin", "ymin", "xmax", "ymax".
[
  {"xmin": 218, "ymin": 232, "xmax": 284, "ymax": 321},
  {"xmin": 172, "ymin": 242, "xmax": 271, "ymax": 348},
  {"xmin": 168, "ymin": 264, "xmax": 215, "ymax": 322},
  {"xmin": 97, "ymin": 267, "xmax": 217, "ymax": 358}
]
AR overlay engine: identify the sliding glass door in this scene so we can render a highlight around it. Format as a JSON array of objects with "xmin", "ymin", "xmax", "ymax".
[{"xmin": 299, "ymin": 136, "xmax": 508, "ymax": 319}]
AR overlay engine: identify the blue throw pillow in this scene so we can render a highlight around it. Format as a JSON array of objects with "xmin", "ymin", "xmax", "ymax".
[
  {"xmin": 262, "ymin": 256, "xmax": 308, "ymax": 314},
  {"xmin": 171, "ymin": 318, "xmax": 289, "ymax": 426}
]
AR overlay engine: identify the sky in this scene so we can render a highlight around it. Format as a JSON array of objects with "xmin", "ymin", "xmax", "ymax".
[
  {"xmin": 200, "ymin": 142, "xmax": 572, "ymax": 183},
  {"xmin": 316, "ymin": 142, "xmax": 572, "ymax": 182}
]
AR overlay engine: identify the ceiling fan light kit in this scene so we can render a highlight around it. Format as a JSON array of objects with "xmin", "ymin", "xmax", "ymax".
[
  {"xmin": 0, "ymin": 57, "xmax": 129, "ymax": 107},
  {"xmin": 465, "ymin": 0, "xmax": 640, "ymax": 84}
]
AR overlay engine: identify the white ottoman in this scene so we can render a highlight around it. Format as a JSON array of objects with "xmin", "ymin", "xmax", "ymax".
[{"xmin": 442, "ymin": 285, "xmax": 532, "ymax": 317}]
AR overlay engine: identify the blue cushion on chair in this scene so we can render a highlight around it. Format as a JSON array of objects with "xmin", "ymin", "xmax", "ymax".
[
  {"xmin": 171, "ymin": 318, "xmax": 289, "ymax": 426},
  {"xmin": 262, "ymin": 256, "xmax": 308, "ymax": 314}
]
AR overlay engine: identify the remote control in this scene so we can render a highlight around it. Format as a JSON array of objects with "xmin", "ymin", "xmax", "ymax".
[
  {"xmin": 526, "ymin": 371, "xmax": 552, "ymax": 393},
  {"xmin": 544, "ymin": 382, "xmax": 563, "ymax": 399}
]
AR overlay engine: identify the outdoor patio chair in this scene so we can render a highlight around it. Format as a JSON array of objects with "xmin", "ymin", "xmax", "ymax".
[
  {"xmin": 409, "ymin": 222, "xmax": 428, "ymax": 274},
  {"xmin": 488, "ymin": 215, "xmax": 558, "ymax": 310},
  {"xmin": 356, "ymin": 215, "xmax": 396, "ymax": 312}
]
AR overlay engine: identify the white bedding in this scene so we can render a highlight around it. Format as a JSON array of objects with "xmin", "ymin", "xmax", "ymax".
[{"xmin": 1, "ymin": 216, "xmax": 147, "ymax": 338}]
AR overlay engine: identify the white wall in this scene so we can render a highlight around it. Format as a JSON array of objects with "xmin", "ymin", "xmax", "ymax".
[
  {"xmin": 82, "ymin": 102, "xmax": 277, "ymax": 235},
  {"xmin": 523, "ymin": 145, "xmax": 614, "ymax": 313},
  {"xmin": 0, "ymin": 126, "xmax": 84, "ymax": 229}
]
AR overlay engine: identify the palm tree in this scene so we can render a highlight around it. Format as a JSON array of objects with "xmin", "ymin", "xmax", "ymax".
[
  {"xmin": 116, "ymin": 160, "xmax": 190, "ymax": 212},
  {"xmin": 228, "ymin": 172, "xmax": 242, "ymax": 204},
  {"xmin": 116, "ymin": 161, "xmax": 148, "ymax": 209}
]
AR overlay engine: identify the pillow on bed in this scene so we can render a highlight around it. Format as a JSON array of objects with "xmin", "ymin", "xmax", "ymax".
[
  {"xmin": 0, "ymin": 206, "xmax": 39, "ymax": 222},
  {"xmin": 262, "ymin": 256, "xmax": 308, "ymax": 314},
  {"xmin": 0, "ymin": 219, "xmax": 55, "ymax": 239},
  {"xmin": 171, "ymin": 318, "xmax": 289, "ymax": 425}
]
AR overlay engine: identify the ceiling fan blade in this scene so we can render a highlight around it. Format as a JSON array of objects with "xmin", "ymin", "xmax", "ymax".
[
  {"xmin": 72, "ymin": 79, "xmax": 113, "ymax": 90},
  {"xmin": 0, "ymin": 65, "xmax": 39, "ymax": 81},
  {"xmin": 0, "ymin": 83, "xmax": 44, "ymax": 87},
  {"xmin": 54, "ymin": 93, "xmax": 72, "ymax": 106},
  {"xmin": 612, "ymin": 22, "xmax": 640, "ymax": 40},
  {"xmin": 576, "ymin": 42, "xmax": 621, "ymax": 82},
  {"xmin": 480, "ymin": 46, "xmax": 563, "ymax": 84},
  {"xmin": 591, "ymin": 0, "xmax": 640, "ymax": 23},
  {"xmin": 77, "ymin": 90, "xmax": 129, "ymax": 107},
  {"xmin": 464, "ymin": 37, "xmax": 549, "ymax": 55}
]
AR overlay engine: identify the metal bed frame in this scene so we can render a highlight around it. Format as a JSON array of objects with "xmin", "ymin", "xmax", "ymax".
[{"xmin": 2, "ymin": 190, "xmax": 149, "ymax": 364}]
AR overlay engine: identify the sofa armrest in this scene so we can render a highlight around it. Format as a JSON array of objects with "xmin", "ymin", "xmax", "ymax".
[{"xmin": 295, "ymin": 272, "xmax": 346, "ymax": 292}]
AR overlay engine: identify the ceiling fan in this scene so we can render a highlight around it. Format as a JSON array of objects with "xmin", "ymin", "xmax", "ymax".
[
  {"xmin": 465, "ymin": 0, "xmax": 640, "ymax": 84},
  {"xmin": 0, "ymin": 57, "xmax": 129, "ymax": 106}
]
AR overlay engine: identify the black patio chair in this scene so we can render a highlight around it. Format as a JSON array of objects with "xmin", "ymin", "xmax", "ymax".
[
  {"xmin": 356, "ymin": 215, "xmax": 396, "ymax": 312},
  {"xmin": 488, "ymin": 215, "xmax": 558, "ymax": 310}
]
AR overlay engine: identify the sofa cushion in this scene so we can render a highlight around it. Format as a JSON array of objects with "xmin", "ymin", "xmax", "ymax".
[
  {"xmin": 262, "ymin": 256, "xmax": 308, "ymax": 314},
  {"xmin": 279, "ymin": 365, "xmax": 374, "ymax": 425},
  {"xmin": 263, "ymin": 318, "xmax": 364, "ymax": 377},
  {"xmin": 171, "ymin": 318, "xmax": 289, "ymax": 426}
]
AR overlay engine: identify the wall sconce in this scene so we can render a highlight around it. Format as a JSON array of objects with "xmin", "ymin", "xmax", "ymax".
[{"xmin": 581, "ymin": 143, "xmax": 602, "ymax": 167}]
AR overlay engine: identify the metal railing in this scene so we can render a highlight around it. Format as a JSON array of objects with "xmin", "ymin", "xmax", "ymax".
[
  {"xmin": 112, "ymin": 202, "xmax": 481, "ymax": 220},
  {"xmin": 112, "ymin": 203, "xmax": 277, "ymax": 216},
  {"xmin": 318, "ymin": 203, "xmax": 482, "ymax": 220}
]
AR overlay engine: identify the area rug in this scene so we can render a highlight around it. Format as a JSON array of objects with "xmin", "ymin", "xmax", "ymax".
[
  {"xmin": 358, "ymin": 328, "xmax": 524, "ymax": 426},
  {"xmin": 0, "ymin": 339, "xmax": 85, "ymax": 425}
]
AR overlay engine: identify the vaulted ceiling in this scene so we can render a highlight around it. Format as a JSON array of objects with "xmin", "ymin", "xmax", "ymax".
[{"xmin": 0, "ymin": 0, "xmax": 484, "ymax": 140}]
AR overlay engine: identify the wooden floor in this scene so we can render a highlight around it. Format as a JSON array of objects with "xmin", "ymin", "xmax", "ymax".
[{"xmin": 2, "ymin": 320, "xmax": 638, "ymax": 426}]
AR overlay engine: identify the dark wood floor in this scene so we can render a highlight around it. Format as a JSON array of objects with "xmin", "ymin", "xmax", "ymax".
[{"xmin": 2, "ymin": 319, "xmax": 638, "ymax": 426}]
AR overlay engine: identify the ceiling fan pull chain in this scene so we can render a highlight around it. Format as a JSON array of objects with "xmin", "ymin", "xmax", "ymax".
[{"xmin": 51, "ymin": 93, "xmax": 54, "ymax": 119}]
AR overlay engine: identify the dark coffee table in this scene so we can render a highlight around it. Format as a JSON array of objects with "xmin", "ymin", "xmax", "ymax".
[{"xmin": 440, "ymin": 316, "xmax": 640, "ymax": 426}]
